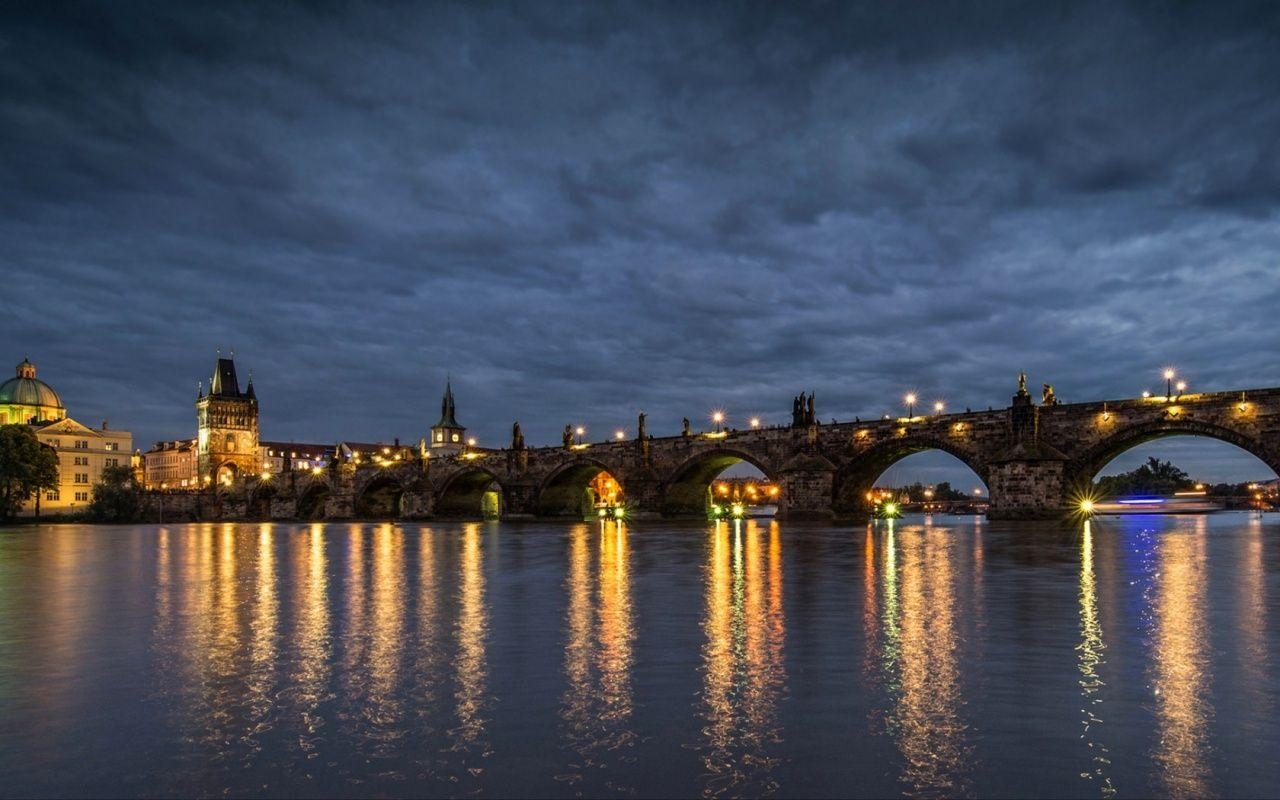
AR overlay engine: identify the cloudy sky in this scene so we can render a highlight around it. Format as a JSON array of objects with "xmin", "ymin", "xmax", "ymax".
[{"xmin": 2, "ymin": 1, "xmax": 1278, "ymax": 485}]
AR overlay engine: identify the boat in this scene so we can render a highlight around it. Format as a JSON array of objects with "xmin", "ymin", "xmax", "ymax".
[{"xmin": 1092, "ymin": 493, "xmax": 1223, "ymax": 515}]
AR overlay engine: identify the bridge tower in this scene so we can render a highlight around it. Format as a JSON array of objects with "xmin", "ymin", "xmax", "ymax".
[
  {"xmin": 196, "ymin": 353, "xmax": 260, "ymax": 487},
  {"xmin": 430, "ymin": 381, "xmax": 466, "ymax": 452}
]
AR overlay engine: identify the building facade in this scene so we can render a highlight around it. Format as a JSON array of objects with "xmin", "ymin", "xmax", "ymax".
[
  {"xmin": 142, "ymin": 438, "xmax": 199, "ymax": 489},
  {"xmin": 3, "ymin": 358, "xmax": 133, "ymax": 516}
]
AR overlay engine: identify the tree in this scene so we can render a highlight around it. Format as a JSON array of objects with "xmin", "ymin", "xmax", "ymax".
[
  {"xmin": 1094, "ymin": 456, "xmax": 1195, "ymax": 498},
  {"xmin": 88, "ymin": 464, "xmax": 142, "ymax": 523},
  {"xmin": 0, "ymin": 424, "xmax": 60, "ymax": 520}
]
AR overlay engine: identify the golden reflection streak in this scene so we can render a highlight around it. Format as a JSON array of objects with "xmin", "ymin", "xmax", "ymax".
[
  {"xmin": 596, "ymin": 520, "xmax": 633, "ymax": 735},
  {"xmin": 698, "ymin": 518, "xmax": 786, "ymax": 798},
  {"xmin": 292, "ymin": 523, "xmax": 330, "ymax": 758},
  {"xmin": 890, "ymin": 526, "xmax": 969, "ymax": 797},
  {"xmin": 452, "ymin": 522, "xmax": 489, "ymax": 751},
  {"xmin": 366, "ymin": 523, "xmax": 405, "ymax": 754},
  {"xmin": 246, "ymin": 524, "xmax": 279, "ymax": 744},
  {"xmin": 559, "ymin": 524, "xmax": 593, "ymax": 782},
  {"xmin": 862, "ymin": 526, "xmax": 878, "ymax": 683},
  {"xmin": 412, "ymin": 527, "xmax": 444, "ymax": 716},
  {"xmin": 1150, "ymin": 517, "xmax": 1213, "ymax": 798},
  {"xmin": 1077, "ymin": 522, "xmax": 1114, "ymax": 797}
]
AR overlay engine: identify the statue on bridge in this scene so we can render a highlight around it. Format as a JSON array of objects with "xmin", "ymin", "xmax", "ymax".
[
  {"xmin": 562, "ymin": 424, "xmax": 574, "ymax": 449},
  {"xmin": 1017, "ymin": 371, "xmax": 1029, "ymax": 396},
  {"xmin": 638, "ymin": 411, "xmax": 647, "ymax": 440},
  {"xmin": 1042, "ymin": 384, "xmax": 1059, "ymax": 406},
  {"xmin": 682, "ymin": 417, "xmax": 691, "ymax": 437},
  {"xmin": 793, "ymin": 392, "xmax": 817, "ymax": 427},
  {"xmin": 512, "ymin": 421, "xmax": 525, "ymax": 450}
]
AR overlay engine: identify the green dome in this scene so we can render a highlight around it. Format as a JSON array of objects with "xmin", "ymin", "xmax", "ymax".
[{"xmin": 0, "ymin": 359, "xmax": 65, "ymax": 415}]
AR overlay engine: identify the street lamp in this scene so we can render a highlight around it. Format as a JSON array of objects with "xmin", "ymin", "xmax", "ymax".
[
  {"xmin": 615, "ymin": 429, "xmax": 626, "ymax": 441},
  {"xmin": 749, "ymin": 417, "xmax": 760, "ymax": 429},
  {"xmin": 575, "ymin": 426, "xmax": 585, "ymax": 445},
  {"xmin": 712, "ymin": 410, "xmax": 725, "ymax": 432},
  {"xmin": 904, "ymin": 393, "xmax": 917, "ymax": 420},
  {"xmin": 1176, "ymin": 380, "xmax": 1187, "ymax": 399},
  {"xmin": 1163, "ymin": 368, "xmax": 1175, "ymax": 400},
  {"xmin": 933, "ymin": 401, "xmax": 945, "ymax": 415}
]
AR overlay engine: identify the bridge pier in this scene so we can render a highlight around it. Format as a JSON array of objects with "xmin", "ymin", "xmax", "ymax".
[
  {"xmin": 986, "ymin": 452, "xmax": 1069, "ymax": 519},
  {"xmin": 777, "ymin": 455, "xmax": 836, "ymax": 521}
]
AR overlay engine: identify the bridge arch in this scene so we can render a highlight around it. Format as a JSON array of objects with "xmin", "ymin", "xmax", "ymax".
[
  {"xmin": 661, "ymin": 447, "xmax": 777, "ymax": 517},
  {"xmin": 1067, "ymin": 418, "xmax": 1280, "ymax": 490},
  {"xmin": 536, "ymin": 457, "xmax": 624, "ymax": 518},
  {"xmin": 355, "ymin": 474, "xmax": 408, "ymax": 519},
  {"xmin": 832, "ymin": 435, "xmax": 988, "ymax": 516},
  {"xmin": 297, "ymin": 480, "xmax": 330, "ymax": 521},
  {"xmin": 436, "ymin": 467, "xmax": 503, "ymax": 519}
]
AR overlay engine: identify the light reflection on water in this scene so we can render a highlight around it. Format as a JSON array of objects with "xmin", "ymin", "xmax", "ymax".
[
  {"xmin": 1148, "ymin": 517, "xmax": 1213, "ymax": 799},
  {"xmin": 697, "ymin": 518, "xmax": 787, "ymax": 798},
  {"xmin": 0, "ymin": 516, "xmax": 1278, "ymax": 798}
]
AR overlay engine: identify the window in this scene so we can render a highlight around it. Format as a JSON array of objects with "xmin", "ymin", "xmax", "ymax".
[
  {"xmin": 49, "ymin": 439, "xmax": 61, "ymax": 447},
  {"xmin": 45, "ymin": 490, "xmax": 60, "ymax": 501},
  {"xmin": 74, "ymin": 440, "xmax": 89, "ymax": 449},
  {"xmin": 74, "ymin": 491, "xmax": 89, "ymax": 502},
  {"xmin": 104, "ymin": 442, "xmax": 119, "ymax": 451},
  {"xmin": 75, "ymin": 473, "xmax": 89, "ymax": 484},
  {"xmin": 74, "ymin": 456, "xmax": 88, "ymax": 466},
  {"xmin": 105, "ymin": 458, "xmax": 119, "ymax": 467}
]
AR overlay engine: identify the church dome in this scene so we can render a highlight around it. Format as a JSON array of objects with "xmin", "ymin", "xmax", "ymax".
[{"xmin": 0, "ymin": 358, "xmax": 66, "ymax": 422}]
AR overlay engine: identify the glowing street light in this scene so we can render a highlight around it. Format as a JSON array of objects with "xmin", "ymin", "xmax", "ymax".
[
  {"xmin": 933, "ymin": 401, "xmax": 945, "ymax": 415},
  {"xmin": 615, "ymin": 429, "xmax": 626, "ymax": 441},
  {"xmin": 1176, "ymin": 380, "xmax": 1187, "ymax": 398},
  {"xmin": 1163, "ymin": 368, "xmax": 1175, "ymax": 400},
  {"xmin": 711, "ymin": 410, "xmax": 725, "ymax": 432},
  {"xmin": 575, "ymin": 426, "xmax": 585, "ymax": 445},
  {"xmin": 467, "ymin": 437, "xmax": 477, "ymax": 447},
  {"xmin": 904, "ymin": 393, "xmax": 917, "ymax": 420},
  {"xmin": 749, "ymin": 417, "xmax": 760, "ymax": 429}
]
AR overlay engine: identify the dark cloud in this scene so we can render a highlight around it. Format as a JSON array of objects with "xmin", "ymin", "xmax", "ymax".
[{"xmin": 3, "ymin": 1, "xmax": 1280, "ymax": 485}]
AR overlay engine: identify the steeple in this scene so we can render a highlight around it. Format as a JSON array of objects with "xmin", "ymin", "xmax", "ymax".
[
  {"xmin": 246, "ymin": 371, "xmax": 256, "ymax": 400},
  {"xmin": 430, "ymin": 380, "xmax": 465, "ymax": 449},
  {"xmin": 436, "ymin": 381, "xmax": 460, "ymax": 428}
]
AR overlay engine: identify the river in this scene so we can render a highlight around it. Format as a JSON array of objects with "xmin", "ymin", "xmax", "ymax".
[{"xmin": 1, "ymin": 515, "xmax": 1277, "ymax": 798}]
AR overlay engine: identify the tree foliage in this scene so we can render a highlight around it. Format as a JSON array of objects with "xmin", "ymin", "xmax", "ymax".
[
  {"xmin": 88, "ymin": 464, "xmax": 142, "ymax": 523},
  {"xmin": 0, "ymin": 424, "xmax": 60, "ymax": 520},
  {"xmin": 1094, "ymin": 457, "xmax": 1195, "ymax": 498}
]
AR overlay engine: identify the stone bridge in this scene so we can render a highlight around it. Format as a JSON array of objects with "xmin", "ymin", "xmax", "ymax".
[{"xmin": 231, "ymin": 382, "xmax": 1280, "ymax": 522}]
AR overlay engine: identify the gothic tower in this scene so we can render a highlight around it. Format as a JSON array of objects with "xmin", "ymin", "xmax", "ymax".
[
  {"xmin": 430, "ymin": 381, "xmax": 466, "ymax": 451},
  {"xmin": 197, "ymin": 354, "xmax": 260, "ymax": 486}
]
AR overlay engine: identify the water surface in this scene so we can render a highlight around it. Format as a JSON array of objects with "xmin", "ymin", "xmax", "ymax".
[{"xmin": 1, "ymin": 516, "xmax": 1278, "ymax": 798}]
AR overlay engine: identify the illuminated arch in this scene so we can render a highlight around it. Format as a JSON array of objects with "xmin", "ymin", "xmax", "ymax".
[
  {"xmin": 536, "ymin": 457, "xmax": 624, "ymax": 517},
  {"xmin": 661, "ymin": 447, "xmax": 777, "ymax": 517},
  {"xmin": 832, "ymin": 435, "xmax": 989, "ymax": 516}
]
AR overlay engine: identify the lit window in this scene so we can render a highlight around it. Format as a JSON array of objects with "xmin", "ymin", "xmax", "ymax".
[{"xmin": 451, "ymin": 433, "xmax": 460, "ymax": 442}]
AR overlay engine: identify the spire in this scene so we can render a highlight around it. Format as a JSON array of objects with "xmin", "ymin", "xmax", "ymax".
[
  {"xmin": 197, "ymin": 380, "xmax": 204, "ymax": 399},
  {"xmin": 246, "ymin": 370, "xmax": 256, "ymax": 400},
  {"xmin": 209, "ymin": 354, "xmax": 242, "ymax": 397},
  {"xmin": 434, "ymin": 380, "xmax": 461, "ymax": 429}
]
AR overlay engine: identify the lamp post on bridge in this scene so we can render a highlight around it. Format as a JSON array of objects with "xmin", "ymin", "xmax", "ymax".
[
  {"xmin": 1164, "ymin": 368, "xmax": 1175, "ymax": 400},
  {"xmin": 904, "ymin": 393, "xmax": 916, "ymax": 421}
]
